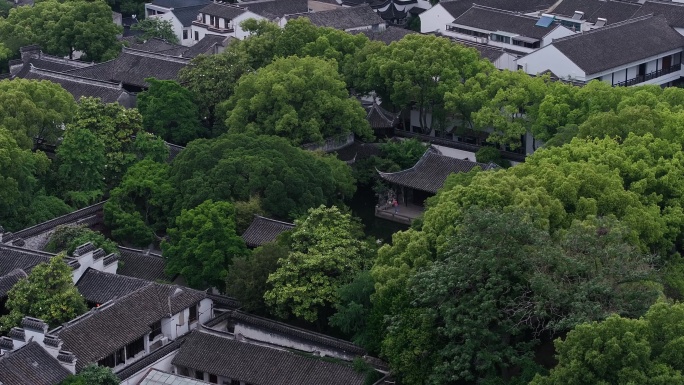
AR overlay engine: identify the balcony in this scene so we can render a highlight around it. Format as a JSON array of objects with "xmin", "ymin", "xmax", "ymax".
[
  {"xmin": 191, "ymin": 20, "xmax": 234, "ymax": 33},
  {"xmin": 615, "ymin": 64, "xmax": 681, "ymax": 87}
]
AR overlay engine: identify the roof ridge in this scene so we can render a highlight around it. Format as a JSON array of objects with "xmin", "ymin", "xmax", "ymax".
[
  {"xmin": 0, "ymin": 243, "xmax": 56, "ymax": 257},
  {"xmin": 29, "ymin": 66, "xmax": 123, "ymax": 90},
  {"xmin": 117, "ymin": 245, "xmax": 164, "ymax": 259},
  {"xmin": 377, "ymin": 146, "xmax": 435, "ymax": 177},
  {"xmin": 553, "ymin": 13, "xmax": 654, "ymax": 43},
  {"xmin": 253, "ymin": 215, "xmax": 295, "ymax": 227},
  {"xmin": 9, "ymin": 201, "xmax": 106, "ymax": 240},
  {"xmin": 469, "ymin": 4, "xmax": 540, "ymax": 20},
  {"xmin": 122, "ymin": 47, "xmax": 192, "ymax": 63}
]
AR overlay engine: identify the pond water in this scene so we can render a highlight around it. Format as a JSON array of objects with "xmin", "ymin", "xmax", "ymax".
[{"xmin": 347, "ymin": 184, "xmax": 409, "ymax": 244}]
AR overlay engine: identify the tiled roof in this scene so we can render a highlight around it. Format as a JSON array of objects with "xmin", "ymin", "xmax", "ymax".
[
  {"xmin": 440, "ymin": 0, "xmax": 556, "ymax": 18},
  {"xmin": 351, "ymin": 26, "xmax": 416, "ymax": 44},
  {"xmin": 333, "ymin": 140, "xmax": 381, "ymax": 163},
  {"xmin": 172, "ymin": 329, "xmax": 367, "ymax": 385},
  {"xmin": 64, "ymin": 48, "xmax": 190, "ymax": 89},
  {"xmin": 452, "ymin": 5, "xmax": 561, "ymax": 40},
  {"xmin": 5, "ymin": 202, "xmax": 105, "ymax": 243},
  {"xmin": 633, "ymin": 0, "xmax": 684, "ymax": 28},
  {"xmin": 551, "ymin": 15, "xmax": 684, "ymax": 75},
  {"xmin": 0, "ymin": 342, "xmax": 71, "ymax": 385},
  {"xmin": 116, "ymin": 246, "xmax": 170, "ymax": 281},
  {"xmin": 0, "ymin": 244, "xmax": 56, "ymax": 277},
  {"xmin": 124, "ymin": 37, "xmax": 186, "ymax": 55},
  {"xmin": 76, "ymin": 268, "xmax": 152, "ymax": 304},
  {"xmin": 0, "ymin": 269, "xmax": 27, "ymax": 299},
  {"xmin": 449, "ymin": 37, "xmax": 516, "ymax": 61},
  {"xmin": 166, "ymin": 141, "xmax": 186, "ymax": 161},
  {"xmin": 115, "ymin": 336, "xmax": 187, "ymax": 380},
  {"xmin": 294, "ymin": 5, "xmax": 385, "ymax": 30},
  {"xmin": 240, "ymin": 0, "xmax": 309, "ymax": 19},
  {"xmin": 215, "ymin": 310, "xmax": 366, "ymax": 354},
  {"xmin": 182, "ymin": 34, "xmax": 233, "ymax": 58},
  {"xmin": 149, "ymin": 0, "xmax": 210, "ymax": 9},
  {"xmin": 55, "ymin": 283, "xmax": 206, "ymax": 371},
  {"xmin": 550, "ymin": 0, "xmax": 641, "ymax": 24},
  {"xmin": 140, "ymin": 369, "xmax": 212, "ymax": 385},
  {"xmin": 241, "ymin": 216, "xmax": 294, "ymax": 248},
  {"xmin": 174, "ymin": 4, "xmax": 209, "ymax": 27},
  {"xmin": 366, "ymin": 101, "xmax": 398, "ymax": 129},
  {"xmin": 21, "ymin": 67, "xmax": 136, "ymax": 107},
  {"xmin": 198, "ymin": 2, "xmax": 246, "ymax": 19},
  {"xmin": 378, "ymin": 147, "xmax": 497, "ymax": 193}
]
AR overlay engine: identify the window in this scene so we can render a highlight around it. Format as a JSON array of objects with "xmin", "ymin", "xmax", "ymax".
[
  {"xmin": 148, "ymin": 9, "xmax": 156, "ymax": 15},
  {"xmin": 209, "ymin": 374, "xmax": 218, "ymax": 383},
  {"xmin": 98, "ymin": 354, "xmax": 115, "ymax": 368},
  {"xmin": 490, "ymin": 34, "xmax": 511, "ymax": 44},
  {"xmin": 194, "ymin": 31, "xmax": 199, "ymax": 41},
  {"xmin": 445, "ymin": 25, "xmax": 488, "ymax": 39},
  {"xmin": 195, "ymin": 370, "xmax": 204, "ymax": 380},
  {"xmin": 179, "ymin": 367, "xmax": 190, "ymax": 376},
  {"xmin": 126, "ymin": 336, "xmax": 145, "ymax": 359},
  {"xmin": 116, "ymin": 347, "xmax": 125, "ymax": 366},
  {"xmin": 149, "ymin": 320, "xmax": 162, "ymax": 341},
  {"xmin": 179, "ymin": 310, "xmax": 185, "ymax": 326},
  {"xmin": 189, "ymin": 304, "xmax": 198, "ymax": 323},
  {"xmin": 183, "ymin": 30, "xmax": 188, "ymax": 40}
]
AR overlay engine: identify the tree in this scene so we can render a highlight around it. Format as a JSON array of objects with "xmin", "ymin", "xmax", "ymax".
[
  {"xmin": 225, "ymin": 242, "xmax": 288, "ymax": 315},
  {"xmin": 0, "ymin": 79, "xmax": 76, "ymax": 150},
  {"xmin": 169, "ymin": 134, "xmax": 356, "ymax": 221},
  {"xmin": 0, "ymin": 255, "xmax": 87, "ymax": 332},
  {"xmin": 178, "ymin": 48, "xmax": 251, "ymax": 132},
  {"xmin": 60, "ymin": 364, "xmax": 119, "ymax": 385},
  {"xmin": 221, "ymin": 55, "xmax": 373, "ymax": 145},
  {"xmin": 137, "ymin": 78, "xmax": 202, "ymax": 145},
  {"xmin": 530, "ymin": 302, "xmax": 684, "ymax": 385},
  {"xmin": 0, "ymin": 0, "xmax": 122, "ymax": 61},
  {"xmin": 0, "ymin": 128, "xmax": 53, "ymax": 231},
  {"xmin": 45, "ymin": 224, "xmax": 118, "ymax": 255},
  {"xmin": 364, "ymin": 34, "xmax": 491, "ymax": 134},
  {"xmin": 264, "ymin": 205, "xmax": 372, "ymax": 323},
  {"xmin": 163, "ymin": 200, "xmax": 248, "ymax": 290},
  {"xmin": 329, "ymin": 270, "xmax": 381, "ymax": 352},
  {"xmin": 55, "ymin": 126, "xmax": 106, "ymax": 207},
  {"xmin": 70, "ymin": 97, "xmax": 146, "ymax": 187},
  {"xmin": 475, "ymin": 146, "xmax": 510, "ymax": 168},
  {"xmin": 104, "ymin": 159, "xmax": 176, "ymax": 246},
  {"xmin": 380, "ymin": 208, "xmax": 659, "ymax": 384},
  {"xmin": 379, "ymin": 139, "xmax": 426, "ymax": 169},
  {"xmin": 131, "ymin": 18, "xmax": 178, "ymax": 44}
]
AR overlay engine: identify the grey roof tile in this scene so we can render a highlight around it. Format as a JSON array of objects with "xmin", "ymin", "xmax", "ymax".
[
  {"xmin": 149, "ymin": 0, "xmax": 210, "ymax": 9},
  {"xmin": 5, "ymin": 202, "xmax": 105, "ymax": 243},
  {"xmin": 76, "ymin": 268, "xmax": 152, "ymax": 304},
  {"xmin": 378, "ymin": 147, "xmax": 497, "ymax": 193},
  {"xmin": 116, "ymin": 246, "xmax": 170, "ymax": 281},
  {"xmin": 293, "ymin": 5, "xmax": 385, "ymax": 30},
  {"xmin": 633, "ymin": 0, "xmax": 684, "ymax": 28},
  {"xmin": 55, "ymin": 282, "xmax": 206, "ymax": 371},
  {"xmin": 452, "ymin": 5, "xmax": 562, "ymax": 40},
  {"xmin": 241, "ymin": 216, "xmax": 294, "ymax": 248},
  {"xmin": 0, "ymin": 342, "xmax": 71, "ymax": 385},
  {"xmin": 182, "ymin": 34, "xmax": 233, "ymax": 58},
  {"xmin": 240, "ymin": 0, "xmax": 309, "ymax": 19},
  {"xmin": 198, "ymin": 2, "xmax": 246, "ymax": 19},
  {"xmin": 550, "ymin": 0, "xmax": 641, "ymax": 24},
  {"xmin": 172, "ymin": 329, "xmax": 367, "ymax": 385},
  {"xmin": 440, "ymin": 0, "xmax": 556, "ymax": 18},
  {"xmin": 0, "ymin": 269, "xmax": 27, "ymax": 298},
  {"xmin": 174, "ymin": 4, "xmax": 208, "ymax": 27},
  {"xmin": 0, "ymin": 244, "xmax": 56, "ymax": 277},
  {"xmin": 551, "ymin": 15, "xmax": 684, "ymax": 75}
]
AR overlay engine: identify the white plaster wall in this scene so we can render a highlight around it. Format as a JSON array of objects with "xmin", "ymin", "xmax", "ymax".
[
  {"xmin": 419, "ymin": 4, "xmax": 453, "ymax": 33},
  {"xmin": 233, "ymin": 323, "xmax": 356, "ymax": 361},
  {"xmin": 233, "ymin": 11, "xmax": 266, "ymax": 39},
  {"xmin": 118, "ymin": 351, "xmax": 178, "ymax": 385},
  {"xmin": 161, "ymin": 314, "xmax": 178, "ymax": 340},
  {"xmin": 198, "ymin": 298, "xmax": 213, "ymax": 324},
  {"xmin": 516, "ymin": 45, "xmax": 586, "ymax": 80},
  {"xmin": 626, "ymin": 66, "xmax": 637, "ymax": 80},
  {"xmin": 432, "ymin": 145, "xmax": 476, "ymax": 161},
  {"xmin": 494, "ymin": 52, "xmax": 519, "ymax": 71},
  {"xmin": 542, "ymin": 25, "xmax": 575, "ymax": 46},
  {"xmin": 646, "ymin": 59, "xmax": 658, "ymax": 73}
]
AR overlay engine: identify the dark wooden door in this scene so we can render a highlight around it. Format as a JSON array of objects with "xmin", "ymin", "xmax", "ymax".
[{"xmin": 662, "ymin": 56, "xmax": 672, "ymax": 70}]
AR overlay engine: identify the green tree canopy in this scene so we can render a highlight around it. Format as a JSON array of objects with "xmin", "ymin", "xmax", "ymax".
[
  {"xmin": 163, "ymin": 200, "xmax": 248, "ymax": 290},
  {"xmin": 104, "ymin": 159, "xmax": 176, "ymax": 246},
  {"xmin": 137, "ymin": 78, "xmax": 202, "ymax": 145},
  {"xmin": 225, "ymin": 241, "xmax": 288, "ymax": 315},
  {"xmin": 0, "ymin": 0, "xmax": 122, "ymax": 61},
  {"xmin": 60, "ymin": 364, "xmax": 119, "ymax": 385},
  {"xmin": 169, "ymin": 133, "xmax": 356, "ymax": 221},
  {"xmin": 55, "ymin": 126, "xmax": 106, "ymax": 207},
  {"xmin": 379, "ymin": 208, "xmax": 659, "ymax": 385},
  {"xmin": 0, "ymin": 254, "xmax": 87, "ymax": 332},
  {"xmin": 45, "ymin": 224, "xmax": 118, "ymax": 255},
  {"xmin": 220, "ymin": 55, "xmax": 372, "ymax": 145},
  {"xmin": 264, "ymin": 205, "xmax": 372, "ymax": 323},
  {"xmin": 130, "ymin": 18, "xmax": 178, "ymax": 44},
  {"xmin": 0, "ymin": 127, "xmax": 55, "ymax": 231},
  {"xmin": 531, "ymin": 302, "xmax": 684, "ymax": 385},
  {"xmin": 363, "ymin": 34, "xmax": 492, "ymax": 134},
  {"xmin": 0, "ymin": 79, "xmax": 76, "ymax": 150}
]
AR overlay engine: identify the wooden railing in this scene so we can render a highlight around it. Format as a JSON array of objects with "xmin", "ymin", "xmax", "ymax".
[{"xmin": 615, "ymin": 64, "xmax": 682, "ymax": 87}]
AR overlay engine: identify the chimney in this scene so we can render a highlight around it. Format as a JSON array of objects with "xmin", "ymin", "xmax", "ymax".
[{"xmin": 57, "ymin": 351, "xmax": 77, "ymax": 374}]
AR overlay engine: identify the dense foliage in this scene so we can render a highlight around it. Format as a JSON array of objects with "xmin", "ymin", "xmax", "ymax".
[
  {"xmin": 60, "ymin": 364, "xmax": 119, "ymax": 385},
  {"xmin": 0, "ymin": 255, "xmax": 87, "ymax": 332},
  {"xmin": 45, "ymin": 225, "xmax": 118, "ymax": 255},
  {"xmin": 163, "ymin": 200, "xmax": 248, "ymax": 290},
  {"xmin": 169, "ymin": 133, "xmax": 355, "ymax": 221}
]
